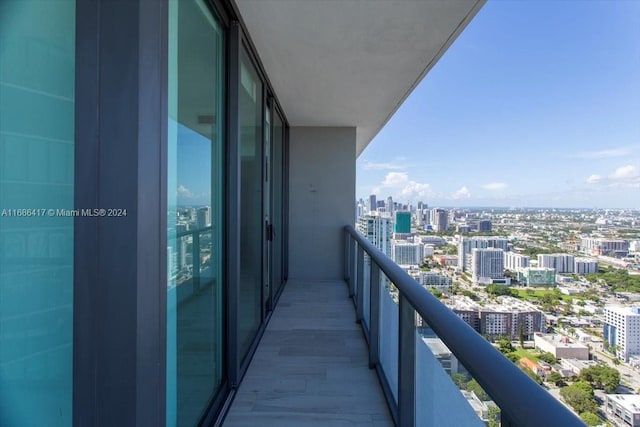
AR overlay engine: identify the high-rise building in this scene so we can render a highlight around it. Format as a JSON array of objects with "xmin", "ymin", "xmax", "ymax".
[
  {"xmin": 458, "ymin": 237, "xmax": 509, "ymax": 273},
  {"xmin": 471, "ymin": 248, "xmax": 504, "ymax": 283},
  {"xmin": 197, "ymin": 206, "xmax": 211, "ymax": 229},
  {"xmin": 357, "ymin": 213, "xmax": 392, "ymax": 255},
  {"xmin": 386, "ymin": 196, "xmax": 394, "ymax": 216},
  {"xmin": 478, "ymin": 220, "xmax": 492, "ymax": 232},
  {"xmin": 537, "ymin": 254, "xmax": 574, "ymax": 273},
  {"xmin": 504, "ymin": 252, "xmax": 530, "ymax": 272},
  {"xmin": 603, "ymin": 306, "xmax": 640, "ymax": 361},
  {"xmin": 431, "ymin": 208, "xmax": 449, "ymax": 232},
  {"xmin": 368, "ymin": 194, "xmax": 377, "ymax": 212},
  {"xmin": 391, "ymin": 241, "xmax": 424, "ymax": 266},
  {"xmin": 394, "ymin": 211, "xmax": 411, "ymax": 234},
  {"xmin": 574, "ymin": 257, "xmax": 598, "ymax": 275}
]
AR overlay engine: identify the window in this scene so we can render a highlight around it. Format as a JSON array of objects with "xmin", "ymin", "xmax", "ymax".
[
  {"xmin": 0, "ymin": 1, "xmax": 75, "ymax": 425},
  {"xmin": 166, "ymin": 1, "xmax": 225, "ymax": 424}
]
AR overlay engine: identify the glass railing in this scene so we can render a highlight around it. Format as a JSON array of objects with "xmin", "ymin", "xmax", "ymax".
[
  {"xmin": 169, "ymin": 225, "xmax": 215, "ymax": 304},
  {"xmin": 344, "ymin": 226, "xmax": 584, "ymax": 427}
]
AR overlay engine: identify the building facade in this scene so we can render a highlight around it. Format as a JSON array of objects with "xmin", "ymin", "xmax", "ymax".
[
  {"xmin": 603, "ymin": 306, "xmax": 640, "ymax": 361},
  {"xmin": 471, "ymin": 248, "xmax": 504, "ymax": 283},
  {"xmin": 394, "ymin": 211, "xmax": 411, "ymax": 234},
  {"xmin": 537, "ymin": 254, "xmax": 574, "ymax": 274},
  {"xmin": 358, "ymin": 213, "xmax": 392, "ymax": 255},
  {"xmin": 391, "ymin": 241, "xmax": 424, "ymax": 266},
  {"xmin": 504, "ymin": 251, "xmax": 530, "ymax": 272},
  {"xmin": 518, "ymin": 267, "xmax": 556, "ymax": 286},
  {"xmin": 0, "ymin": 0, "xmax": 487, "ymax": 425}
]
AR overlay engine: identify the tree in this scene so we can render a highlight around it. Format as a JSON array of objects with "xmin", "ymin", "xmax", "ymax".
[
  {"xmin": 579, "ymin": 365, "xmax": 620, "ymax": 393},
  {"xmin": 451, "ymin": 373, "xmax": 469, "ymax": 389},
  {"xmin": 539, "ymin": 352, "xmax": 558, "ymax": 365},
  {"xmin": 487, "ymin": 406, "xmax": 501, "ymax": 427},
  {"xmin": 560, "ymin": 382, "xmax": 598, "ymax": 414},
  {"xmin": 506, "ymin": 352, "xmax": 520, "ymax": 363},
  {"xmin": 498, "ymin": 339, "xmax": 515, "ymax": 354},
  {"xmin": 466, "ymin": 379, "xmax": 490, "ymax": 401},
  {"xmin": 580, "ymin": 412, "xmax": 600, "ymax": 426},
  {"xmin": 548, "ymin": 371, "xmax": 564, "ymax": 386}
]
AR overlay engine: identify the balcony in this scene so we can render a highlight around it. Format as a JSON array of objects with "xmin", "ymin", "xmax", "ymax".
[{"xmin": 222, "ymin": 226, "xmax": 585, "ymax": 426}]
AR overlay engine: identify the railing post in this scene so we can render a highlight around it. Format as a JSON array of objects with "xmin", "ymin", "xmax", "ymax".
[
  {"xmin": 348, "ymin": 238, "xmax": 355, "ymax": 298},
  {"xmin": 398, "ymin": 293, "xmax": 416, "ymax": 427},
  {"xmin": 344, "ymin": 230, "xmax": 350, "ymax": 282},
  {"xmin": 356, "ymin": 244, "xmax": 364, "ymax": 323},
  {"xmin": 369, "ymin": 262, "xmax": 381, "ymax": 369},
  {"xmin": 501, "ymin": 412, "xmax": 515, "ymax": 427},
  {"xmin": 193, "ymin": 230, "xmax": 200, "ymax": 291}
]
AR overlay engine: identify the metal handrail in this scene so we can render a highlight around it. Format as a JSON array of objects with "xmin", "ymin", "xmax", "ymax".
[{"xmin": 345, "ymin": 225, "xmax": 584, "ymax": 427}]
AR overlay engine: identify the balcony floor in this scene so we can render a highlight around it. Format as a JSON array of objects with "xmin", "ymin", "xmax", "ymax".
[{"xmin": 223, "ymin": 280, "xmax": 393, "ymax": 426}]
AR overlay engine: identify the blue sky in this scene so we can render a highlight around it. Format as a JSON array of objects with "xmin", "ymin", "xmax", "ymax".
[{"xmin": 357, "ymin": 0, "xmax": 640, "ymax": 209}]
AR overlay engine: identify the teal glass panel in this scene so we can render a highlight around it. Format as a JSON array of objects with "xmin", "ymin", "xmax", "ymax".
[
  {"xmin": 239, "ymin": 48, "xmax": 263, "ymax": 361},
  {"xmin": 167, "ymin": 0, "xmax": 225, "ymax": 425},
  {"xmin": 0, "ymin": 1, "xmax": 75, "ymax": 425}
]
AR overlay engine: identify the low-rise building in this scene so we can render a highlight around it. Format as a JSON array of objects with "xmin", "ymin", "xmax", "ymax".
[
  {"xmin": 419, "ymin": 271, "xmax": 452, "ymax": 290},
  {"xmin": 560, "ymin": 358, "xmax": 598, "ymax": 376},
  {"xmin": 446, "ymin": 296, "xmax": 544, "ymax": 340},
  {"xmin": 533, "ymin": 333, "xmax": 589, "ymax": 360},
  {"xmin": 517, "ymin": 267, "xmax": 555, "ymax": 286},
  {"xmin": 605, "ymin": 394, "xmax": 640, "ymax": 427},
  {"xmin": 433, "ymin": 254, "xmax": 458, "ymax": 267}
]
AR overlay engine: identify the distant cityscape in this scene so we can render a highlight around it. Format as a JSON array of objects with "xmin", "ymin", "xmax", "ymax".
[
  {"xmin": 356, "ymin": 194, "xmax": 640, "ymax": 426},
  {"xmin": 167, "ymin": 206, "xmax": 213, "ymax": 289}
]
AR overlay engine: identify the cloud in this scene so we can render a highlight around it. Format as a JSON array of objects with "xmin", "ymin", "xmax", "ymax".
[
  {"xmin": 585, "ymin": 165, "xmax": 640, "ymax": 188},
  {"xmin": 586, "ymin": 174, "xmax": 602, "ymax": 184},
  {"xmin": 177, "ymin": 184, "xmax": 195, "ymax": 199},
  {"xmin": 361, "ymin": 160, "xmax": 406, "ymax": 171},
  {"xmin": 610, "ymin": 165, "xmax": 639, "ymax": 180},
  {"xmin": 481, "ymin": 182, "xmax": 508, "ymax": 191},
  {"xmin": 452, "ymin": 186, "xmax": 471, "ymax": 199},
  {"xmin": 573, "ymin": 146, "xmax": 637, "ymax": 159},
  {"xmin": 372, "ymin": 172, "xmax": 434, "ymax": 200}
]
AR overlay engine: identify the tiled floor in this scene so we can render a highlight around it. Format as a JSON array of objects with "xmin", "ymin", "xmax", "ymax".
[{"xmin": 223, "ymin": 280, "xmax": 393, "ymax": 427}]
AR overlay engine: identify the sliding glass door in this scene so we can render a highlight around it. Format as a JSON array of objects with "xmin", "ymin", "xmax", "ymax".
[{"xmin": 167, "ymin": 1, "xmax": 225, "ymax": 425}]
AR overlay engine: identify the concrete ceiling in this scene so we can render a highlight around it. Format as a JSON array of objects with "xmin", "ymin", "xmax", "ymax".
[{"xmin": 235, "ymin": 0, "xmax": 485, "ymax": 156}]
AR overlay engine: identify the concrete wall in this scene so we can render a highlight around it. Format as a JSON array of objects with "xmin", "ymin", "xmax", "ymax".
[{"xmin": 288, "ymin": 127, "xmax": 355, "ymax": 281}]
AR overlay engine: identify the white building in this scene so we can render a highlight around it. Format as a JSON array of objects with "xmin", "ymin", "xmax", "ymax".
[
  {"xmin": 533, "ymin": 334, "xmax": 589, "ymax": 360},
  {"xmin": 471, "ymin": 248, "xmax": 504, "ymax": 283},
  {"xmin": 458, "ymin": 237, "xmax": 509, "ymax": 273},
  {"xmin": 504, "ymin": 251, "xmax": 530, "ymax": 272},
  {"xmin": 391, "ymin": 241, "xmax": 424, "ymax": 267},
  {"xmin": 537, "ymin": 254, "xmax": 574, "ymax": 274},
  {"xmin": 574, "ymin": 257, "xmax": 598, "ymax": 275},
  {"xmin": 419, "ymin": 271, "xmax": 452, "ymax": 290},
  {"xmin": 357, "ymin": 212, "xmax": 392, "ymax": 255},
  {"xmin": 603, "ymin": 306, "xmax": 640, "ymax": 362},
  {"xmin": 581, "ymin": 237, "xmax": 629, "ymax": 257},
  {"xmin": 605, "ymin": 394, "xmax": 640, "ymax": 427}
]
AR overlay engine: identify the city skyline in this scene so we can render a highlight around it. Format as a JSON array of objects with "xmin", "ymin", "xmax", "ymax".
[{"xmin": 357, "ymin": 0, "xmax": 640, "ymax": 209}]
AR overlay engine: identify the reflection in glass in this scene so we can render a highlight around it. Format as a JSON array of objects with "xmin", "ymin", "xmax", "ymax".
[
  {"xmin": 379, "ymin": 273, "xmax": 399, "ymax": 402},
  {"xmin": 415, "ymin": 317, "xmax": 491, "ymax": 426},
  {"xmin": 0, "ymin": 1, "xmax": 75, "ymax": 425},
  {"xmin": 239, "ymin": 48, "xmax": 263, "ymax": 362},
  {"xmin": 167, "ymin": 0, "xmax": 224, "ymax": 425}
]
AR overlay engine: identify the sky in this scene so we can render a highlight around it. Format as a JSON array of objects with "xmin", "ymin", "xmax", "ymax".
[{"xmin": 357, "ymin": 0, "xmax": 640, "ymax": 209}]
